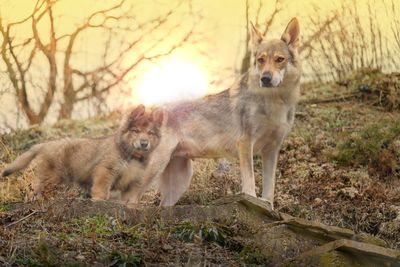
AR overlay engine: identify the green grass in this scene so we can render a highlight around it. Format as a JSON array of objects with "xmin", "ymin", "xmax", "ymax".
[
  {"xmin": 234, "ymin": 245, "xmax": 271, "ymax": 267},
  {"xmin": 172, "ymin": 220, "xmax": 229, "ymax": 245},
  {"xmin": 109, "ymin": 251, "xmax": 143, "ymax": 267},
  {"xmin": 70, "ymin": 214, "xmax": 115, "ymax": 238},
  {"xmin": 15, "ymin": 239, "xmax": 84, "ymax": 267},
  {"xmin": 328, "ymin": 119, "xmax": 400, "ymax": 173},
  {"xmin": 0, "ymin": 202, "xmax": 12, "ymax": 212}
]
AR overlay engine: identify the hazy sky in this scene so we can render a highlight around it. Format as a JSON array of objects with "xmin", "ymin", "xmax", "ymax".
[
  {"xmin": 0, "ymin": 0, "xmax": 342, "ymax": 75},
  {"xmin": 0, "ymin": 0, "xmax": 397, "ymax": 128}
]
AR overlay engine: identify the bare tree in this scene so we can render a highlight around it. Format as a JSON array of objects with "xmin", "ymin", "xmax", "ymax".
[
  {"xmin": 0, "ymin": 0, "xmax": 201, "ymax": 126},
  {"xmin": 305, "ymin": 0, "xmax": 400, "ymax": 82}
]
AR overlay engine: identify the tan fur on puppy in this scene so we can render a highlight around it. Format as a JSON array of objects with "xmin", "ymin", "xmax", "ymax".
[{"xmin": 2, "ymin": 105, "xmax": 163, "ymax": 202}]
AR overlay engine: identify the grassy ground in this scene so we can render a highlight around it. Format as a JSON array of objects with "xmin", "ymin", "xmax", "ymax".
[
  {"xmin": 0, "ymin": 208, "xmax": 252, "ymax": 266},
  {"xmin": 1, "ymin": 77, "xmax": 400, "ymax": 265}
]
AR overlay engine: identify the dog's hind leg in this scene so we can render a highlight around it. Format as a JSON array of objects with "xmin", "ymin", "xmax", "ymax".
[
  {"xmin": 238, "ymin": 136, "xmax": 256, "ymax": 197},
  {"xmin": 261, "ymin": 142, "xmax": 282, "ymax": 209},
  {"xmin": 159, "ymin": 157, "xmax": 193, "ymax": 206},
  {"xmin": 31, "ymin": 160, "xmax": 60, "ymax": 200}
]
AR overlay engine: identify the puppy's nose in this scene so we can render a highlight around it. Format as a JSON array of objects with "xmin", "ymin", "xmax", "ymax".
[
  {"xmin": 261, "ymin": 73, "xmax": 272, "ymax": 86},
  {"xmin": 140, "ymin": 139, "xmax": 149, "ymax": 149}
]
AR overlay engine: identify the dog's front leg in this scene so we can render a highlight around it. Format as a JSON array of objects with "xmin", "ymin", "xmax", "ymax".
[
  {"xmin": 238, "ymin": 136, "xmax": 256, "ymax": 197},
  {"xmin": 130, "ymin": 135, "xmax": 179, "ymax": 204},
  {"xmin": 261, "ymin": 142, "xmax": 282, "ymax": 209},
  {"xmin": 159, "ymin": 157, "xmax": 193, "ymax": 206},
  {"xmin": 91, "ymin": 167, "xmax": 113, "ymax": 200}
]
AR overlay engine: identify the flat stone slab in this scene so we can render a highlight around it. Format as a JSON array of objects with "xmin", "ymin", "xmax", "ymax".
[{"xmin": 282, "ymin": 239, "xmax": 400, "ymax": 267}]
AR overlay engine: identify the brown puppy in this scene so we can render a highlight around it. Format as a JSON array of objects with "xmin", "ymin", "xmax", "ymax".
[{"xmin": 1, "ymin": 105, "xmax": 163, "ymax": 202}]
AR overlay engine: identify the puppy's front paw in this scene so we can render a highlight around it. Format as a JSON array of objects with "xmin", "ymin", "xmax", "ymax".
[{"xmin": 27, "ymin": 191, "xmax": 42, "ymax": 202}]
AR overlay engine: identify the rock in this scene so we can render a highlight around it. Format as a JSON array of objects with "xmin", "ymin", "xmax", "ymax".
[
  {"xmin": 353, "ymin": 232, "xmax": 388, "ymax": 247},
  {"xmin": 283, "ymin": 239, "xmax": 400, "ymax": 267},
  {"xmin": 216, "ymin": 159, "xmax": 230, "ymax": 173}
]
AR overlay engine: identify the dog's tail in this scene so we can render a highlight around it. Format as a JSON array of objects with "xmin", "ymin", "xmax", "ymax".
[{"xmin": 2, "ymin": 144, "xmax": 43, "ymax": 177}]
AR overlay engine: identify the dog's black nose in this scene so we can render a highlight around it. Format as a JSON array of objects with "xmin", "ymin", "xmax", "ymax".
[
  {"xmin": 140, "ymin": 139, "xmax": 149, "ymax": 148},
  {"xmin": 261, "ymin": 73, "xmax": 272, "ymax": 86}
]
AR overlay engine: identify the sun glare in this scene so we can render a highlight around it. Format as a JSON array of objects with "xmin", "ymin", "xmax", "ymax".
[{"xmin": 135, "ymin": 58, "xmax": 209, "ymax": 106}]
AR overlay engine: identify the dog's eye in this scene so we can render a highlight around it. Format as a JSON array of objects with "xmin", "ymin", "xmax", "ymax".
[
  {"xmin": 131, "ymin": 128, "xmax": 140, "ymax": 133},
  {"xmin": 257, "ymin": 57, "xmax": 265, "ymax": 64},
  {"xmin": 148, "ymin": 130, "xmax": 156, "ymax": 136},
  {"xmin": 275, "ymin": 56, "xmax": 285, "ymax": 63}
]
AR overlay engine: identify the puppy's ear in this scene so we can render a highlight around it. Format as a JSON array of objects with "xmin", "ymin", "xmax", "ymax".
[
  {"xmin": 281, "ymin": 18, "xmax": 300, "ymax": 48},
  {"xmin": 125, "ymin": 104, "xmax": 145, "ymax": 128},
  {"xmin": 129, "ymin": 104, "xmax": 145, "ymax": 121},
  {"xmin": 152, "ymin": 108, "xmax": 164, "ymax": 127},
  {"xmin": 250, "ymin": 21, "xmax": 264, "ymax": 48}
]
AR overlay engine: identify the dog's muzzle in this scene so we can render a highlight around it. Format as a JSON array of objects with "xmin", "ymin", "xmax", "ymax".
[
  {"xmin": 260, "ymin": 73, "xmax": 273, "ymax": 87},
  {"xmin": 140, "ymin": 139, "xmax": 150, "ymax": 151},
  {"xmin": 134, "ymin": 140, "xmax": 150, "ymax": 151}
]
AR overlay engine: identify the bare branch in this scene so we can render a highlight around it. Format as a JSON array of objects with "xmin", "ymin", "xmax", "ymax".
[{"xmin": 1, "ymin": 0, "xmax": 203, "ymax": 126}]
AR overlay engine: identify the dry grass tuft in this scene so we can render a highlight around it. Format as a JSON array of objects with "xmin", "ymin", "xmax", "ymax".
[{"xmin": 339, "ymin": 68, "xmax": 400, "ymax": 110}]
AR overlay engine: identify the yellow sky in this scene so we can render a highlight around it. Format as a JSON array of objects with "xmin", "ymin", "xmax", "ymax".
[
  {"xmin": 1, "ymin": 0, "xmax": 386, "ymax": 79},
  {"xmin": 0, "ymin": 0, "xmax": 341, "ymax": 73},
  {"xmin": 0, "ymin": 0, "xmax": 397, "ymax": 126}
]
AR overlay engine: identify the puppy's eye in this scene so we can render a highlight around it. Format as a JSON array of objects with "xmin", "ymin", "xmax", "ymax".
[
  {"xmin": 148, "ymin": 130, "xmax": 156, "ymax": 136},
  {"xmin": 275, "ymin": 56, "xmax": 285, "ymax": 63},
  {"xmin": 257, "ymin": 57, "xmax": 265, "ymax": 64},
  {"xmin": 131, "ymin": 128, "xmax": 140, "ymax": 133}
]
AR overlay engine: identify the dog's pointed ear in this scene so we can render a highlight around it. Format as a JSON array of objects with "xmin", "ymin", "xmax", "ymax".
[
  {"xmin": 281, "ymin": 17, "xmax": 300, "ymax": 48},
  {"xmin": 120, "ymin": 105, "xmax": 145, "ymax": 131},
  {"xmin": 130, "ymin": 104, "xmax": 145, "ymax": 120},
  {"xmin": 126, "ymin": 105, "xmax": 145, "ymax": 128},
  {"xmin": 250, "ymin": 21, "xmax": 264, "ymax": 48},
  {"xmin": 152, "ymin": 108, "xmax": 164, "ymax": 127}
]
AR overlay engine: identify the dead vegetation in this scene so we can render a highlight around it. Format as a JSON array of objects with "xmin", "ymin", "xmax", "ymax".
[
  {"xmin": 339, "ymin": 68, "xmax": 400, "ymax": 110},
  {"xmin": 0, "ymin": 199, "xmax": 277, "ymax": 266},
  {"xmin": 0, "ymin": 0, "xmax": 203, "ymax": 127},
  {"xmin": 1, "ymin": 76, "xmax": 400, "ymax": 264},
  {"xmin": 0, "ymin": 212, "xmax": 241, "ymax": 266},
  {"xmin": 305, "ymin": 0, "xmax": 400, "ymax": 82}
]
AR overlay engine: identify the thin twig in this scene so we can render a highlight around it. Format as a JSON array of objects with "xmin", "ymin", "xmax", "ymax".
[
  {"xmin": 300, "ymin": 93, "xmax": 360, "ymax": 105},
  {"xmin": 5, "ymin": 210, "xmax": 39, "ymax": 228}
]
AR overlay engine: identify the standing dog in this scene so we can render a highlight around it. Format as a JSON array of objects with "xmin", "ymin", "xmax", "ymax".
[
  {"xmin": 129, "ymin": 18, "xmax": 301, "ymax": 208},
  {"xmin": 1, "ymin": 105, "xmax": 163, "ymax": 202}
]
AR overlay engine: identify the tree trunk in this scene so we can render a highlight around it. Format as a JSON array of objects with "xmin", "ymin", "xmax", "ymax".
[
  {"xmin": 58, "ymin": 89, "xmax": 76, "ymax": 120},
  {"xmin": 240, "ymin": 50, "xmax": 251, "ymax": 75}
]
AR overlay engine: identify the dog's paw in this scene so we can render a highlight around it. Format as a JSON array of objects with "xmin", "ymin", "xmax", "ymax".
[
  {"xmin": 27, "ymin": 191, "xmax": 42, "ymax": 202},
  {"xmin": 259, "ymin": 197, "xmax": 274, "ymax": 210},
  {"xmin": 91, "ymin": 197, "xmax": 106, "ymax": 202}
]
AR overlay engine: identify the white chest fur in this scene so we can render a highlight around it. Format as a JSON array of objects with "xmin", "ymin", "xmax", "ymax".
[{"xmin": 252, "ymin": 101, "xmax": 295, "ymax": 152}]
